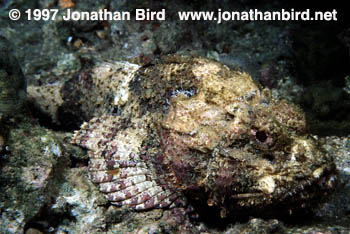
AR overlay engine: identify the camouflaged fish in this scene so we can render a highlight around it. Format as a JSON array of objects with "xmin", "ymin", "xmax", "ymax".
[{"xmin": 71, "ymin": 56, "xmax": 337, "ymax": 218}]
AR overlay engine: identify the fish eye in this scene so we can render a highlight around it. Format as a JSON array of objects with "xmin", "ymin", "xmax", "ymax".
[
  {"xmin": 262, "ymin": 154, "xmax": 274, "ymax": 162},
  {"xmin": 256, "ymin": 130, "xmax": 268, "ymax": 143},
  {"xmin": 225, "ymin": 113, "xmax": 235, "ymax": 121}
]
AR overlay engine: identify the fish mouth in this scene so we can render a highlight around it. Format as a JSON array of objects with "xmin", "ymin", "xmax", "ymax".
[
  {"xmin": 231, "ymin": 166, "xmax": 337, "ymax": 201},
  {"xmin": 232, "ymin": 192, "xmax": 264, "ymax": 199},
  {"xmin": 283, "ymin": 166, "xmax": 337, "ymax": 199},
  {"xmin": 311, "ymin": 166, "xmax": 338, "ymax": 191}
]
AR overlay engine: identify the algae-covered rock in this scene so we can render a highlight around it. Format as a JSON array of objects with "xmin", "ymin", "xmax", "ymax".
[
  {"xmin": 48, "ymin": 168, "xmax": 107, "ymax": 233},
  {"xmin": 0, "ymin": 117, "xmax": 71, "ymax": 234},
  {"xmin": 0, "ymin": 36, "xmax": 26, "ymax": 117},
  {"xmin": 300, "ymin": 82, "xmax": 350, "ymax": 136},
  {"xmin": 292, "ymin": 27, "xmax": 349, "ymax": 87}
]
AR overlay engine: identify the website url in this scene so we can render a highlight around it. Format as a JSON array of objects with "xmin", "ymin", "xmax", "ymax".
[{"xmin": 178, "ymin": 9, "xmax": 338, "ymax": 23}]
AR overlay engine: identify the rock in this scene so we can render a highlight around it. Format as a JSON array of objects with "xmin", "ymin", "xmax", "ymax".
[
  {"xmin": 0, "ymin": 117, "xmax": 70, "ymax": 233},
  {"xmin": 0, "ymin": 36, "xmax": 26, "ymax": 117}
]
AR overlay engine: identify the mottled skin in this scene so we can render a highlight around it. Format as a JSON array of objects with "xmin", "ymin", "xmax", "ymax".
[{"xmin": 72, "ymin": 56, "xmax": 336, "ymax": 218}]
